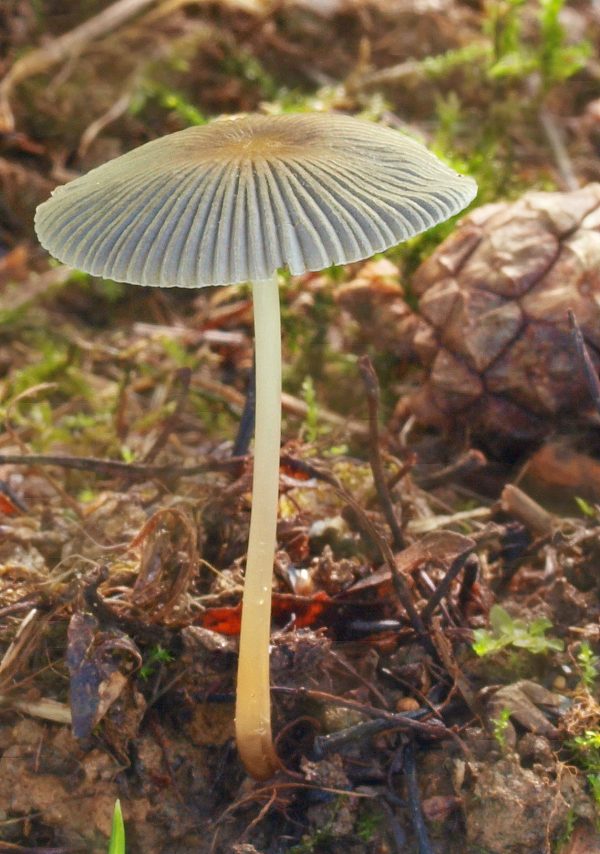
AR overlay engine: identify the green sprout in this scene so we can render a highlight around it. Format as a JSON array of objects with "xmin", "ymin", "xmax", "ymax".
[
  {"xmin": 473, "ymin": 605, "xmax": 564, "ymax": 657},
  {"xmin": 537, "ymin": 0, "xmax": 591, "ymax": 90},
  {"xmin": 481, "ymin": 0, "xmax": 589, "ymax": 87},
  {"xmin": 130, "ymin": 80, "xmax": 206, "ymax": 127},
  {"xmin": 492, "ymin": 707, "xmax": 512, "ymax": 750},
  {"xmin": 574, "ymin": 496, "xmax": 597, "ymax": 518},
  {"xmin": 588, "ymin": 774, "xmax": 600, "ymax": 809},
  {"xmin": 571, "ymin": 731, "xmax": 600, "ymax": 765},
  {"xmin": 576, "ymin": 642, "xmax": 600, "ymax": 691},
  {"xmin": 108, "ymin": 799, "xmax": 125, "ymax": 854},
  {"xmin": 139, "ymin": 644, "xmax": 174, "ymax": 680},
  {"xmin": 567, "ymin": 731, "xmax": 600, "ymax": 814},
  {"xmin": 356, "ymin": 807, "xmax": 383, "ymax": 842}
]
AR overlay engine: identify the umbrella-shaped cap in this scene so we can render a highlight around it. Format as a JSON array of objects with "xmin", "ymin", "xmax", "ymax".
[{"xmin": 35, "ymin": 113, "xmax": 477, "ymax": 287}]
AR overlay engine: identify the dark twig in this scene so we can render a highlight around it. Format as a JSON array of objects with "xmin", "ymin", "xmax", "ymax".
[
  {"xmin": 380, "ymin": 797, "xmax": 408, "ymax": 852},
  {"xmin": 313, "ymin": 713, "xmax": 444, "ymax": 759},
  {"xmin": 417, "ymin": 569, "xmax": 454, "ymax": 626},
  {"xmin": 458, "ymin": 552, "xmax": 480, "ymax": 614},
  {"xmin": 402, "ymin": 740, "xmax": 435, "ymax": 854},
  {"xmin": 358, "ymin": 355, "xmax": 404, "ymax": 550},
  {"xmin": 280, "ymin": 455, "xmax": 435, "ymax": 658},
  {"xmin": 569, "ymin": 309, "xmax": 600, "ymax": 415},
  {"xmin": 0, "ymin": 845, "xmax": 86, "ymax": 852},
  {"xmin": 274, "ymin": 685, "xmax": 440, "ymax": 727},
  {"xmin": 232, "ymin": 356, "xmax": 256, "ymax": 457},
  {"xmin": 0, "ymin": 599, "xmax": 44, "ymax": 619},
  {"xmin": 386, "ymin": 453, "xmax": 416, "ymax": 492},
  {"xmin": 415, "ymin": 449, "xmax": 486, "ymax": 489},
  {"xmin": 420, "ymin": 549, "xmax": 476, "ymax": 625},
  {"xmin": 0, "ymin": 452, "xmax": 245, "ymax": 481}
]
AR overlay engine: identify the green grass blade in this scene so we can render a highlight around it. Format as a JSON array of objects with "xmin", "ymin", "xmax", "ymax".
[{"xmin": 108, "ymin": 799, "xmax": 126, "ymax": 854}]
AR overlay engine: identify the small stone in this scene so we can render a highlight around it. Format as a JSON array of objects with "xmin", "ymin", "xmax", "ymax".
[{"xmin": 396, "ymin": 696, "xmax": 421, "ymax": 712}]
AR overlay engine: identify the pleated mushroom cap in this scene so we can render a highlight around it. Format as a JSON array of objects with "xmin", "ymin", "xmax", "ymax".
[{"xmin": 35, "ymin": 113, "xmax": 477, "ymax": 287}]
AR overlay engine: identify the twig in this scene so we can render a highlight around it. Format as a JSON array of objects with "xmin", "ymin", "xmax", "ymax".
[
  {"xmin": 458, "ymin": 553, "xmax": 479, "ymax": 615},
  {"xmin": 0, "ymin": 451, "xmax": 243, "ymax": 480},
  {"xmin": 0, "ymin": 694, "xmax": 71, "ymax": 725},
  {"xmin": 312, "ymin": 707, "xmax": 444, "ymax": 759},
  {"xmin": 77, "ymin": 91, "xmax": 133, "ymax": 158},
  {"xmin": 569, "ymin": 309, "xmax": 600, "ymax": 415},
  {"xmin": 351, "ymin": 42, "xmax": 490, "ymax": 93},
  {"xmin": 415, "ymin": 449, "xmax": 486, "ymax": 489},
  {"xmin": 328, "ymin": 648, "xmax": 391, "ymax": 708},
  {"xmin": 380, "ymin": 797, "xmax": 408, "ymax": 852},
  {"xmin": 421, "ymin": 550, "xmax": 476, "ymax": 625},
  {"xmin": 417, "ymin": 570, "xmax": 454, "ymax": 626},
  {"xmin": 284, "ymin": 391, "xmax": 367, "ymax": 437},
  {"xmin": 353, "ymin": 58, "xmax": 424, "ymax": 90},
  {"xmin": 232, "ymin": 356, "xmax": 256, "ymax": 457},
  {"xmin": 0, "ymin": 600, "xmax": 43, "ymax": 620},
  {"xmin": 386, "ymin": 453, "xmax": 416, "ymax": 492},
  {"xmin": 0, "ymin": 0, "xmax": 159, "ymax": 133},
  {"xmin": 313, "ymin": 715, "xmax": 443, "ymax": 758},
  {"xmin": 358, "ymin": 355, "xmax": 404, "ymax": 550},
  {"xmin": 274, "ymin": 685, "xmax": 433, "ymax": 725},
  {"xmin": 407, "ymin": 506, "xmax": 490, "ymax": 535},
  {"xmin": 430, "ymin": 618, "xmax": 486, "ymax": 724},
  {"xmin": 402, "ymin": 740, "xmax": 435, "ymax": 854},
  {"xmin": 500, "ymin": 484, "xmax": 555, "ymax": 536},
  {"xmin": 193, "ymin": 373, "xmax": 368, "ymax": 437}
]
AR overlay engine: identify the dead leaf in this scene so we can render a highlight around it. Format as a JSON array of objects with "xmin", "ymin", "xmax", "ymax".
[{"xmin": 66, "ymin": 612, "xmax": 142, "ymax": 739}]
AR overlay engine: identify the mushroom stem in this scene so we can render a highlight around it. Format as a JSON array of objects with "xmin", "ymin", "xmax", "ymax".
[{"xmin": 235, "ymin": 273, "xmax": 282, "ymax": 780}]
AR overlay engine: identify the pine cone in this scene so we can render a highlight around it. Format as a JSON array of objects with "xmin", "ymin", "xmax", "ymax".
[{"xmin": 408, "ymin": 184, "xmax": 600, "ymax": 446}]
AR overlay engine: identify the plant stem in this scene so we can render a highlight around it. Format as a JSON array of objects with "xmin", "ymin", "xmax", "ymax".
[{"xmin": 235, "ymin": 273, "xmax": 282, "ymax": 779}]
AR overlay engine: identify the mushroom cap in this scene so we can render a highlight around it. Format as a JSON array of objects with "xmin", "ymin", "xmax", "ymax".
[{"xmin": 35, "ymin": 112, "xmax": 477, "ymax": 287}]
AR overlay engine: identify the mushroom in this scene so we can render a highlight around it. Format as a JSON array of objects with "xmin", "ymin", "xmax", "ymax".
[{"xmin": 34, "ymin": 112, "xmax": 477, "ymax": 780}]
